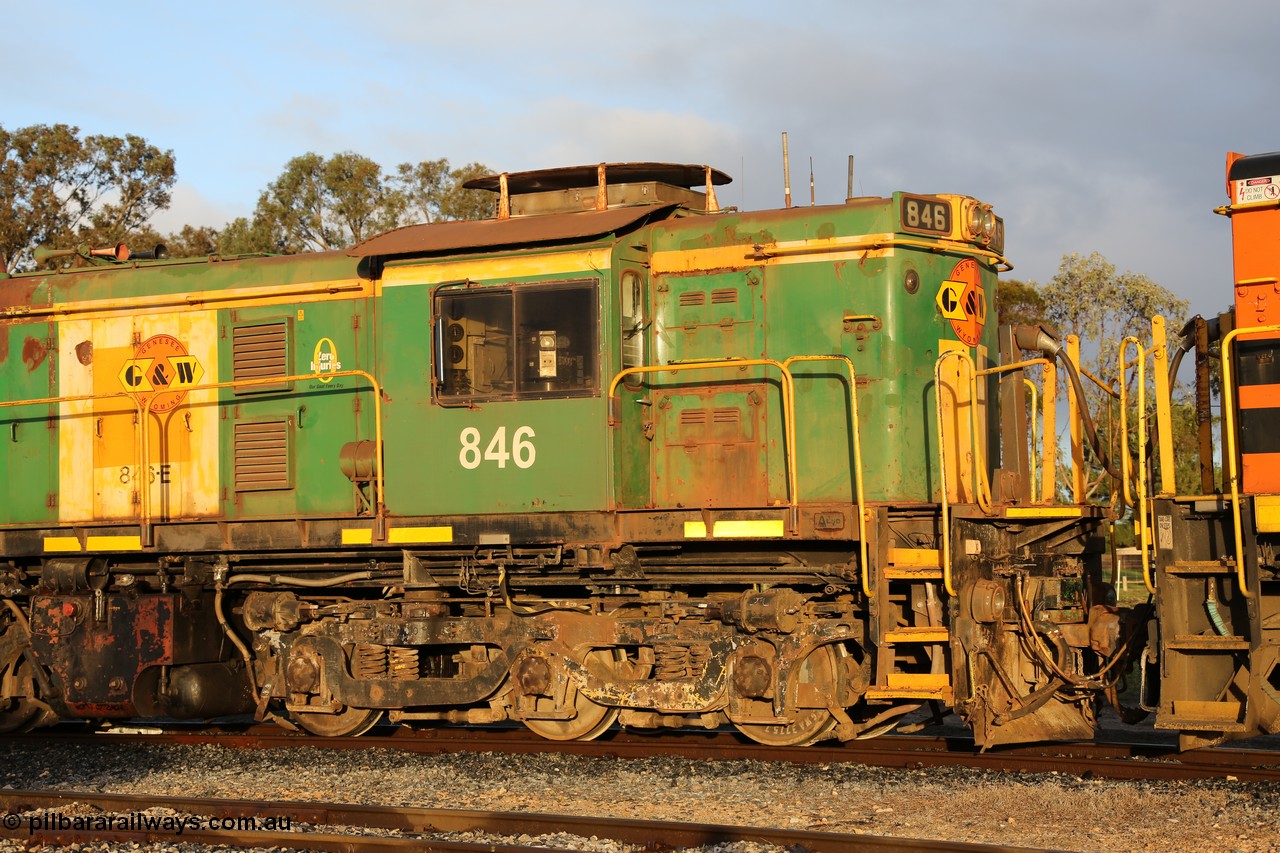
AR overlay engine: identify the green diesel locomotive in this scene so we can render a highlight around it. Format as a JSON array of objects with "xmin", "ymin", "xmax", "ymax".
[{"xmin": 0, "ymin": 162, "xmax": 1135, "ymax": 745}]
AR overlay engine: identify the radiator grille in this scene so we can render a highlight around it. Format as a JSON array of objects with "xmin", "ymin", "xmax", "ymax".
[
  {"xmin": 234, "ymin": 421, "xmax": 291, "ymax": 491},
  {"xmin": 233, "ymin": 323, "xmax": 288, "ymax": 391}
]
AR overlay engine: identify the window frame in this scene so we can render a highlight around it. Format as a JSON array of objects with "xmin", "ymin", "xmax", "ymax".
[{"xmin": 433, "ymin": 278, "xmax": 601, "ymax": 403}]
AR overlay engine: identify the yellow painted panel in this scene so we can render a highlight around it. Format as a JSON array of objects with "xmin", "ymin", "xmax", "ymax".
[
  {"xmin": 381, "ymin": 249, "xmax": 612, "ymax": 288},
  {"xmin": 1255, "ymin": 495, "xmax": 1280, "ymax": 532},
  {"xmin": 43, "ymin": 537, "xmax": 82, "ymax": 553},
  {"xmin": 937, "ymin": 339, "xmax": 973, "ymax": 503},
  {"xmin": 388, "ymin": 526, "xmax": 454, "ymax": 545},
  {"xmin": 684, "ymin": 519, "xmax": 784, "ymax": 539},
  {"xmin": 18, "ymin": 279, "xmax": 370, "ymax": 323},
  {"xmin": 714, "ymin": 520, "xmax": 784, "ymax": 538},
  {"xmin": 342, "ymin": 528, "xmax": 374, "ymax": 545},
  {"xmin": 1005, "ymin": 507, "xmax": 1084, "ymax": 519},
  {"xmin": 60, "ymin": 311, "xmax": 221, "ymax": 524},
  {"xmin": 883, "ymin": 628, "xmax": 950, "ymax": 643},
  {"xmin": 651, "ymin": 236, "xmax": 894, "ymax": 275},
  {"xmin": 888, "ymin": 547, "xmax": 941, "ymax": 567},
  {"xmin": 85, "ymin": 535, "xmax": 142, "ymax": 551},
  {"xmin": 886, "ymin": 672, "xmax": 950, "ymax": 689}
]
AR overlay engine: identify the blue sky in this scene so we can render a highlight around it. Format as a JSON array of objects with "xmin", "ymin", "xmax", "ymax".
[{"xmin": 5, "ymin": 0, "xmax": 1278, "ymax": 317}]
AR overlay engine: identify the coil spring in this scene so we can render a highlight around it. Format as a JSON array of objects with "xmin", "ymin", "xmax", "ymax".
[
  {"xmin": 352, "ymin": 644, "xmax": 387, "ymax": 680},
  {"xmin": 388, "ymin": 647, "xmax": 420, "ymax": 681},
  {"xmin": 654, "ymin": 644, "xmax": 711, "ymax": 680}
]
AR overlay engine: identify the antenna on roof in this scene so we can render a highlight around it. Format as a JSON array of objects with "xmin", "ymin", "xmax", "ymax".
[
  {"xmin": 809, "ymin": 157, "xmax": 815, "ymax": 206},
  {"xmin": 846, "ymin": 155, "xmax": 855, "ymax": 203},
  {"xmin": 782, "ymin": 132, "xmax": 792, "ymax": 209}
]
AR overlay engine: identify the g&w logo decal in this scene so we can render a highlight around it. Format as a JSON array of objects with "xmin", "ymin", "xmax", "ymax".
[
  {"xmin": 936, "ymin": 259, "xmax": 986, "ymax": 347},
  {"xmin": 118, "ymin": 334, "xmax": 205, "ymax": 413}
]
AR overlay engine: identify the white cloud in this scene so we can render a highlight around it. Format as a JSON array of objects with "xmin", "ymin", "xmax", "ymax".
[{"xmin": 149, "ymin": 183, "xmax": 243, "ymax": 233}]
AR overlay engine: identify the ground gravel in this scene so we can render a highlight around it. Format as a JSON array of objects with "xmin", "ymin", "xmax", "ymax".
[{"xmin": 0, "ymin": 735, "xmax": 1275, "ymax": 852}]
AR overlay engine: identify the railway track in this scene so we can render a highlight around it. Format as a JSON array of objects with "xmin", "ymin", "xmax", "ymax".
[
  {"xmin": 21, "ymin": 722, "xmax": 1280, "ymax": 783},
  {"xmin": 0, "ymin": 787, "xmax": 1061, "ymax": 852}
]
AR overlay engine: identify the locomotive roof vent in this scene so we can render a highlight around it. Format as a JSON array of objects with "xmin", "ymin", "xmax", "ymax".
[{"xmin": 464, "ymin": 162, "xmax": 732, "ymax": 219}]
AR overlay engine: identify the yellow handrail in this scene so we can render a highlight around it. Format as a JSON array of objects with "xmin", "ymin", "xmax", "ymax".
[
  {"xmin": 781, "ymin": 355, "xmax": 870, "ymax": 598},
  {"xmin": 1220, "ymin": 323, "xmax": 1280, "ymax": 598},
  {"xmin": 1118, "ymin": 338, "xmax": 1154, "ymax": 593},
  {"xmin": 608, "ymin": 359, "xmax": 799, "ymax": 525},
  {"xmin": 1064, "ymin": 336, "xmax": 1082, "ymax": 503},
  {"xmin": 933, "ymin": 348, "xmax": 988, "ymax": 597},
  {"xmin": 140, "ymin": 369, "xmax": 386, "ymax": 538},
  {"xmin": 1150, "ymin": 316, "xmax": 1176, "ymax": 497},
  {"xmin": 978, "ymin": 357, "xmax": 1055, "ymax": 503},
  {"xmin": 1023, "ymin": 378, "xmax": 1039, "ymax": 500},
  {"xmin": 0, "ymin": 368, "xmax": 386, "ymax": 542}
]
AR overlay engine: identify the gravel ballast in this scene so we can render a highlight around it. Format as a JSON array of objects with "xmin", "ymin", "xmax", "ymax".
[{"xmin": 0, "ymin": 738, "xmax": 1274, "ymax": 852}]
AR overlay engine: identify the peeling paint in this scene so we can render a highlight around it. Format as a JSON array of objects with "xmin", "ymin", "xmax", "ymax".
[{"xmin": 22, "ymin": 336, "xmax": 46, "ymax": 371}]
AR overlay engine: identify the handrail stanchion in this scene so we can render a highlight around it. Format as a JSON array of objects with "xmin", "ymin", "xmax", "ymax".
[{"xmin": 781, "ymin": 355, "xmax": 870, "ymax": 597}]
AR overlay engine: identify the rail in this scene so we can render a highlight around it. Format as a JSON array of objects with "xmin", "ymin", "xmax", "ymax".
[
  {"xmin": 608, "ymin": 359, "xmax": 799, "ymax": 525},
  {"xmin": 1220, "ymin": 322, "xmax": 1280, "ymax": 598},
  {"xmin": 0, "ymin": 368, "xmax": 386, "ymax": 545}
]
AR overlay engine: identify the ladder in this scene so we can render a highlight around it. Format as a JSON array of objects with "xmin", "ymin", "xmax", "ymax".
[{"xmin": 865, "ymin": 547, "xmax": 953, "ymax": 703}]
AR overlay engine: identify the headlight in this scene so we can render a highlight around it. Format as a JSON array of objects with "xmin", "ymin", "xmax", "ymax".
[
  {"xmin": 965, "ymin": 202, "xmax": 997, "ymax": 244},
  {"xmin": 981, "ymin": 208, "xmax": 996, "ymax": 239}
]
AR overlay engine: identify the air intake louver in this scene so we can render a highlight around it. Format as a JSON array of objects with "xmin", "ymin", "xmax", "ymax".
[{"xmin": 234, "ymin": 421, "xmax": 291, "ymax": 491}]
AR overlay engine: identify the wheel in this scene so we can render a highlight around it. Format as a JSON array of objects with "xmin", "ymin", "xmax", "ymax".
[
  {"xmin": 522, "ymin": 648, "xmax": 620, "ymax": 741},
  {"xmin": 291, "ymin": 705, "xmax": 382, "ymax": 737},
  {"xmin": 0, "ymin": 659, "xmax": 54, "ymax": 734},
  {"xmin": 733, "ymin": 644, "xmax": 842, "ymax": 747}
]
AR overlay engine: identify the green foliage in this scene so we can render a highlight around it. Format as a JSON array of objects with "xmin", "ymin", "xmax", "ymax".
[
  {"xmin": 0, "ymin": 124, "xmax": 176, "ymax": 272},
  {"xmin": 1041, "ymin": 252, "xmax": 1188, "ymax": 382},
  {"xmin": 996, "ymin": 278, "xmax": 1047, "ymax": 328},
  {"xmin": 1037, "ymin": 252, "xmax": 1190, "ymax": 506},
  {"xmin": 249, "ymin": 152, "xmax": 405, "ymax": 253},
  {"xmin": 213, "ymin": 153, "xmax": 493, "ymax": 255},
  {"xmin": 393, "ymin": 159, "xmax": 493, "ymax": 223}
]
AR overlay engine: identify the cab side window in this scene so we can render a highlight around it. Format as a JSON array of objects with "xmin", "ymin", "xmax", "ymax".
[{"xmin": 436, "ymin": 280, "xmax": 598, "ymax": 400}]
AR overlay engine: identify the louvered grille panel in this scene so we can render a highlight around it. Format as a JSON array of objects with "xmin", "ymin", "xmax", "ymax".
[
  {"xmin": 710, "ymin": 288, "xmax": 738, "ymax": 304},
  {"xmin": 234, "ymin": 421, "xmax": 291, "ymax": 491},
  {"xmin": 679, "ymin": 408, "xmax": 708, "ymax": 426},
  {"xmin": 678, "ymin": 291, "xmax": 707, "ymax": 307},
  {"xmin": 233, "ymin": 323, "xmax": 288, "ymax": 387}
]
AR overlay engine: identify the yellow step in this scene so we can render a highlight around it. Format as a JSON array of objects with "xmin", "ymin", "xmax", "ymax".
[
  {"xmin": 866, "ymin": 672, "xmax": 953, "ymax": 701},
  {"xmin": 884, "ymin": 548, "xmax": 943, "ymax": 580},
  {"xmin": 882, "ymin": 627, "xmax": 950, "ymax": 644}
]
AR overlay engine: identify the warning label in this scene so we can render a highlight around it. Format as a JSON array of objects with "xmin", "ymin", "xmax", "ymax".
[{"xmin": 1233, "ymin": 175, "xmax": 1280, "ymax": 204}]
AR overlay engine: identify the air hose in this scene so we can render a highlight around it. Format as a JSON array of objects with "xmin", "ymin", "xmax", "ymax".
[{"xmin": 1013, "ymin": 326, "xmax": 1121, "ymax": 481}]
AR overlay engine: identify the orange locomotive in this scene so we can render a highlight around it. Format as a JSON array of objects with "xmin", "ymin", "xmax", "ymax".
[{"xmin": 1153, "ymin": 151, "xmax": 1280, "ymax": 749}]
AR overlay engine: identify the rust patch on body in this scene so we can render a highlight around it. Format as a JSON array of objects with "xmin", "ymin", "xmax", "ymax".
[
  {"xmin": 0, "ymin": 280, "xmax": 40, "ymax": 312},
  {"xmin": 75, "ymin": 341, "xmax": 93, "ymax": 365},
  {"xmin": 22, "ymin": 336, "xmax": 47, "ymax": 371}
]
